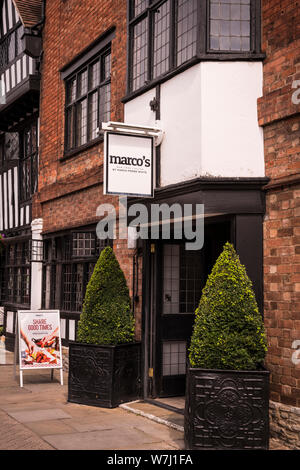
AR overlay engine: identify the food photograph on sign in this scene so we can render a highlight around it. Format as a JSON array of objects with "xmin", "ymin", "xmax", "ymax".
[{"xmin": 18, "ymin": 311, "xmax": 62, "ymax": 369}]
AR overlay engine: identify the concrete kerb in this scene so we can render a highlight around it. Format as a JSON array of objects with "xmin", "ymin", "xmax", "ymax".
[{"xmin": 119, "ymin": 401, "xmax": 184, "ymax": 433}]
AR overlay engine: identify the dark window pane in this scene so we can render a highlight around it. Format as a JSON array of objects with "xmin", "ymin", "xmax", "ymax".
[
  {"xmin": 103, "ymin": 52, "xmax": 111, "ymax": 81},
  {"xmin": 65, "ymin": 50, "xmax": 111, "ymax": 151},
  {"xmin": 131, "ymin": 17, "xmax": 148, "ymax": 91},
  {"xmin": 20, "ymin": 157, "xmax": 31, "ymax": 201},
  {"xmin": 74, "ymin": 264, "xmax": 84, "ymax": 312},
  {"xmin": 31, "ymin": 151, "xmax": 38, "ymax": 194},
  {"xmin": 16, "ymin": 25, "xmax": 23, "ymax": 56},
  {"xmin": 24, "ymin": 127, "xmax": 31, "ymax": 157},
  {"xmin": 132, "ymin": 0, "xmax": 148, "ymax": 17},
  {"xmin": 76, "ymin": 98, "xmax": 87, "ymax": 146},
  {"xmin": 99, "ymin": 83, "xmax": 111, "ymax": 124},
  {"xmin": 5, "ymin": 132, "xmax": 19, "ymax": 161},
  {"xmin": 8, "ymin": 31, "xmax": 15, "ymax": 62},
  {"xmin": 88, "ymin": 91, "xmax": 98, "ymax": 140},
  {"xmin": 153, "ymin": 0, "xmax": 170, "ymax": 79},
  {"xmin": 209, "ymin": 0, "xmax": 251, "ymax": 52},
  {"xmin": 72, "ymin": 233, "xmax": 95, "ymax": 257},
  {"xmin": 78, "ymin": 69, "xmax": 88, "ymax": 97},
  {"xmin": 66, "ymin": 107, "xmax": 75, "ymax": 149},
  {"xmin": 176, "ymin": 0, "xmax": 197, "ymax": 67},
  {"xmin": 89, "ymin": 60, "xmax": 100, "ymax": 89},
  {"xmin": 67, "ymin": 77, "xmax": 77, "ymax": 104},
  {"xmin": 62, "ymin": 265, "xmax": 72, "ymax": 311},
  {"xmin": 31, "ymin": 123, "xmax": 37, "ymax": 153}
]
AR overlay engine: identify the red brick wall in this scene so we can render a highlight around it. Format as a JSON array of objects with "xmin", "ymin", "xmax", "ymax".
[
  {"xmin": 264, "ymin": 185, "xmax": 300, "ymax": 406},
  {"xmin": 260, "ymin": 0, "xmax": 300, "ymax": 406},
  {"xmin": 37, "ymin": 0, "xmax": 127, "ymax": 208},
  {"xmin": 36, "ymin": 0, "xmax": 143, "ymax": 339}
]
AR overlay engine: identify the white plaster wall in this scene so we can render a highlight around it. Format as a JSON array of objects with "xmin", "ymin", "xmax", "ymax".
[
  {"xmin": 200, "ymin": 61, "xmax": 265, "ymax": 179},
  {"xmin": 124, "ymin": 61, "xmax": 265, "ymax": 188},
  {"xmin": 160, "ymin": 65, "xmax": 203, "ymax": 185},
  {"xmin": 124, "ymin": 88, "xmax": 157, "ymax": 128}
]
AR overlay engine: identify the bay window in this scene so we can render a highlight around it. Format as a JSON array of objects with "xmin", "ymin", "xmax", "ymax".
[{"xmin": 128, "ymin": 0, "xmax": 262, "ymax": 94}]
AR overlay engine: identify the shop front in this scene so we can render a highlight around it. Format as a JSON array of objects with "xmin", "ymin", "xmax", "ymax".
[{"xmin": 129, "ymin": 177, "xmax": 267, "ymax": 399}]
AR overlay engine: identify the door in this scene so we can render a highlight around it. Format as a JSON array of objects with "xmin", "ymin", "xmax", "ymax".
[
  {"xmin": 153, "ymin": 242, "xmax": 204, "ymax": 397},
  {"xmin": 149, "ymin": 220, "xmax": 232, "ymax": 398}
]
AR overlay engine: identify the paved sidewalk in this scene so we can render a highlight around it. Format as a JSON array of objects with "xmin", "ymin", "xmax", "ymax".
[
  {"xmin": 0, "ymin": 345, "xmax": 290, "ymax": 451},
  {"xmin": 0, "ymin": 351, "xmax": 184, "ymax": 450}
]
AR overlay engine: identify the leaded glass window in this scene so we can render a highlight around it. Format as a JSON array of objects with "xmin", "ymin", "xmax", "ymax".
[
  {"xmin": 128, "ymin": 0, "xmax": 259, "ymax": 92},
  {"xmin": 65, "ymin": 49, "xmax": 111, "ymax": 152}
]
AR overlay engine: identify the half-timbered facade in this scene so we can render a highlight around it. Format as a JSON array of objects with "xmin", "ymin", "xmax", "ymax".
[{"xmin": 0, "ymin": 0, "xmax": 43, "ymax": 350}]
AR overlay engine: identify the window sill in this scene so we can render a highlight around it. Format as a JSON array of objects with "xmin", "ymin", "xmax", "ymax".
[
  {"xmin": 61, "ymin": 135, "xmax": 104, "ymax": 162},
  {"xmin": 122, "ymin": 52, "xmax": 266, "ymax": 104}
]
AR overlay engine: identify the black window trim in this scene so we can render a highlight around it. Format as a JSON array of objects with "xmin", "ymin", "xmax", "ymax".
[
  {"xmin": 61, "ymin": 28, "xmax": 115, "ymax": 160},
  {"xmin": 19, "ymin": 118, "xmax": 39, "ymax": 204},
  {"xmin": 124, "ymin": 0, "xmax": 264, "ymax": 103},
  {"xmin": 0, "ymin": 19, "xmax": 24, "ymax": 72},
  {"xmin": 64, "ymin": 46, "xmax": 111, "ymax": 153}
]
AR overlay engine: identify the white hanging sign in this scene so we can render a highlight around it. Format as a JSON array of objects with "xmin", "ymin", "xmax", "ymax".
[{"xmin": 104, "ymin": 131, "xmax": 154, "ymax": 198}]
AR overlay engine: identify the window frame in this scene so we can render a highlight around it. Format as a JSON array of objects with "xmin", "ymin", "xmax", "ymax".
[
  {"xmin": 19, "ymin": 119, "xmax": 39, "ymax": 204},
  {"xmin": 0, "ymin": 240, "xmax": 31, "ymax": 307},
  {"xmin": 0, "ymin": 20, "xmax": 23, "ymax": 72},
  {"xmin": 62, "ymin": 44, "xmax": 112, "ymax": 159},
  {"xmin": 42, "ymin": 231, "xmax": 112, "ymax": 317},
  {"xmin": 125, "ymin": 0, "xmax": 263, "ymax": 100}
]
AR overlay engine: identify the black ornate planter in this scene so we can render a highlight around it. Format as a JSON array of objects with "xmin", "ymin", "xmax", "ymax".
[
  {"xmin": 68, "ymin": 341, "xmax": 141, "ymax": 408},
  {"xmin": 184, "ymin": 366, "xmax": 270, "ymax": 450}
]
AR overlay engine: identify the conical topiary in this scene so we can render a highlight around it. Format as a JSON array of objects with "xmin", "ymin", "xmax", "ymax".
[
  {"xmin": 189, "ymin": 242, "xmax": 267, "ymax": 371},
  {"xmin": 77, "ymin": 246, "xmax": 135, "ymax": 345}
]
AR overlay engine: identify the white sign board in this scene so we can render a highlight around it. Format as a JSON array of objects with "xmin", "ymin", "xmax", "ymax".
[
  {"xmin": 104, "ymin": 131, "xmax": 154, "ymax": 198},
  {"xmin": 18, "ymin": 310, "xmax": 62, "ymax": 371}
]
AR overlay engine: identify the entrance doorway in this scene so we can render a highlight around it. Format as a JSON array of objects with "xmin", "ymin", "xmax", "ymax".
[{"xmin": 147, "ymin": 220, "xmax": 231, "ymax": 398}]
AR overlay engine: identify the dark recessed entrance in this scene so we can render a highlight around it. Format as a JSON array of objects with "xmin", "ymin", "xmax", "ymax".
[{"xmin": 148, "ymin": 219, "xmax": 231, "ymax": 398}]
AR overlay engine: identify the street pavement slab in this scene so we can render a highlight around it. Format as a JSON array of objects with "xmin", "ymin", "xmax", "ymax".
[{"xmin": 0, "ymin": 345, "xmax": 291, "ymax": 451}]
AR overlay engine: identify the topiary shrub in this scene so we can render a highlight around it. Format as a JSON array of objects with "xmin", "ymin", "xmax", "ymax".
[
  {"xmin": 189, "ymin": 242, "xmax": 267, "ymax": 371},
  {"xmin": 77, "ymin": 246, "xmax": 135, "ymax": 345}
]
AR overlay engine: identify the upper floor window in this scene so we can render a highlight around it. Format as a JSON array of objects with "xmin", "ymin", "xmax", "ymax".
[
  {"xmin": 0, "ymin": 131, "xmax": 19, "ymax": 166},
  {"xmin": 209, "ymin": 0, "xmax": 251, "ymax": 52},
  {"xmin": 0, "ymin": 0, "xmax": 23, "ymax": 71},
  {"xmin": 64, "ymin": 48, "xmax": 111, "ymax": 153},
  {"xmin": 20, "ymin": 120, "xmax": 38, "ymax": 202},
  {"xmin": 128, "ymin": 0, "xmax": 261, "ymax": 93}
]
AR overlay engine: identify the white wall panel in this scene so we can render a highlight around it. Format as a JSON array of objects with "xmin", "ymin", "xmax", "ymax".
[
  {"xmin": 8, "ymin": 169, "xmax": 13, "ymax": 228},
  {"xmin": 26, "ymin": 204, "xmax": 30, "ymax": 225},
  {"xmin": 3, "ymin": 172, "xmax": 8, "ymax": 230},
  {"xmin": 160, "ymin": 65, "xmax": 202, "ymax": 186},
  {"xmin": 0, "ymin": 177, "xmax": 3, "ymax": 231},
  {"xmin": 20, "ymin": 206, "xmax": 24, "ymax": 226},
  {"xmin": 124, "ymin": 88, "xmax": 157, "ymax": 128},
  {"xmin": 124, "ymin": 61, "xmax": 265, "ymax": 188},
  {"xmin": 200, "ymin": 61, "xmax": 265, "ymax": 178},
  {"xmin": 7, "ymin": 0, "xmax": 13, "ymax": 30},
  {"xmin": 2, "ymin": 1, "xmax": 7, "ymax": 35},
  {"xmin": 14, "ymin": 166, "xmax": 18, "ymax": 227}
]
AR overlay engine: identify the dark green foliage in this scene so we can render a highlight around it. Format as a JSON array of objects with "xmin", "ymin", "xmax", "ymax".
[
  {"xmin": 77, "ymin": 246, "xmax": 135, "ymax": 345},
  {"xmin": 189, "ymin": 242, "xmax": 267, "ymax": 371}
]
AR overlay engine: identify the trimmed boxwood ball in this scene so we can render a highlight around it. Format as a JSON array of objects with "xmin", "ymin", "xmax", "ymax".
[
  {"xmin": 189, "ymin": 242, "xmax": 267, "ymax": 371},
  {"xmin": 77, "ymin": 246, "xmax": 135, "ymax": 345}
]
